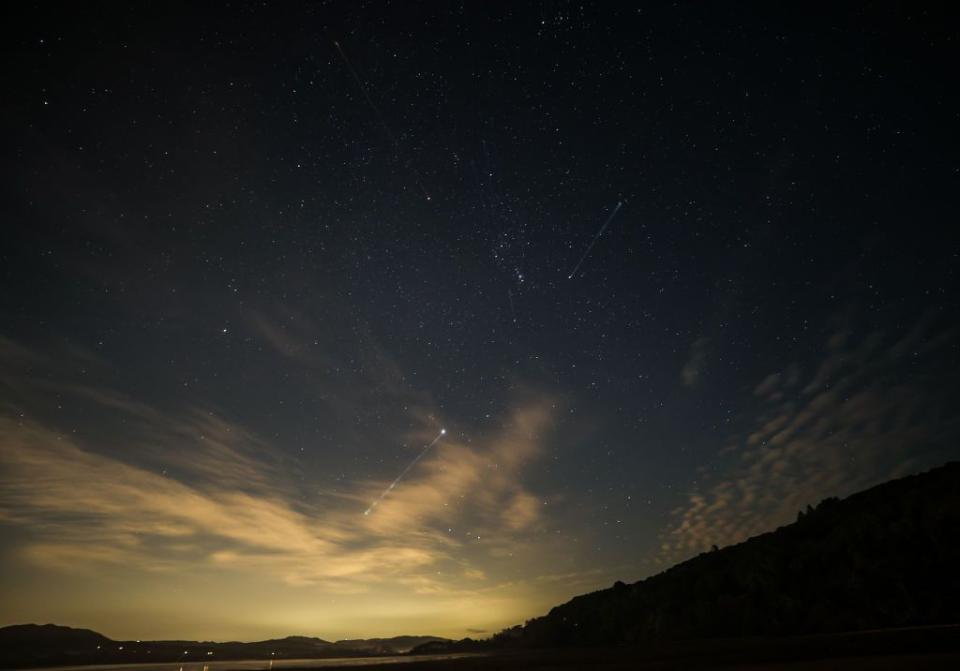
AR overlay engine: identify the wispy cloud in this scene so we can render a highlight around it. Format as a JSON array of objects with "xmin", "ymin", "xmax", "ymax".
[
  {"xmin": 661, "ymin": 312, "xmax": 959, "ymax": 561},
  {"xmin": 0, "ymin": 337, "xmax": 558, "ymax": 606}
]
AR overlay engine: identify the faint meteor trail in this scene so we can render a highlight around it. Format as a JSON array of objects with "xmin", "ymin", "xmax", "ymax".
[
  {"xmin": 567, "ymin": 201, "xmax": 624, "ymax": 279},
  {"xmin": 332, "ymin": 38, "xmax": 433, "ymax": 201},
  {"xmin": 364, "ymin": 428, "xmax": 446, "ymax": 515}
]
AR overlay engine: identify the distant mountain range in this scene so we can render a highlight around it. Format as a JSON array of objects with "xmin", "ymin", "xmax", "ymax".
[
  {"xmin": 416, "ymin": 461, "xmax": 960, "ymax": 653},
  {"xmin": 0, "ymin": 624, "xmax": 447, "ymax": 668}
]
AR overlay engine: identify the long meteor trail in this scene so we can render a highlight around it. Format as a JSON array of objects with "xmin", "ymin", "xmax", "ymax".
[
  {"xmin": 364, "ymin": 428, "xmax": 446, "ymax": 516},
  {"xmin": 332, "ymin": 38, "xmax": 433, "ymax": 202},
  {"xmin": 567, "ymin": 201, "xmax": 623, "ymax": 279}
]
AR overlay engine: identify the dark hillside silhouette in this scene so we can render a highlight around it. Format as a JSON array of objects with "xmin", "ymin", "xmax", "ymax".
[
  {"xmin": 519, "ymin": 461, "xmax": 960, "ymax": 646},
  {"xmin": 416, "ymin": 462, "xmax": 960, "ymax": 653},
  {"xmin": 0, "ymin": 624, "xmax": 110, "ymax": 663}
]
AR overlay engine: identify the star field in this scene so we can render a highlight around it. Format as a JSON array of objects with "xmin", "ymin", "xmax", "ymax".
[{"xmin": 1, "ymin": 1, "xmax": 958, "ymax": 641}]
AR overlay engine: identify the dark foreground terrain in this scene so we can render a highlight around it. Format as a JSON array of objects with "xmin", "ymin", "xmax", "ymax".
[
  {"xmin": 315, "ymin": 626, "xmax": 960, "ymax": 670},
  {"xmin": 512, "ymin": 462, "xmax": 960, "ymax": 648}
]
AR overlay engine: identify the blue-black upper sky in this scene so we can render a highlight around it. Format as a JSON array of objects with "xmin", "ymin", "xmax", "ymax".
[{"xmin": 1, "ymin": 1, "xmax": 958, "ymax": 641}]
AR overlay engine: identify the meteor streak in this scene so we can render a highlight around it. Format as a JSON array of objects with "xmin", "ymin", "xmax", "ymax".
[
  {"xmin": 332, "ymin": 38, "xmax": 433, "ymax": 202},
  {"xmin": 567, "ymin": 201, "xmax": 623, "ymax": 279},
  {"xmin": 364, "ymin": 429, "xmax": 446, "ymax": 516},
  {"xmin": 507, "ymin": 288, "xmax": 518, "ymax": 323}
]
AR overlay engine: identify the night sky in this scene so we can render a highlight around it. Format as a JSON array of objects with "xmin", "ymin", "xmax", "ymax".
[{"xmin": 1, "ymin": 2, "xmax": 958, "ymax": 641}]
